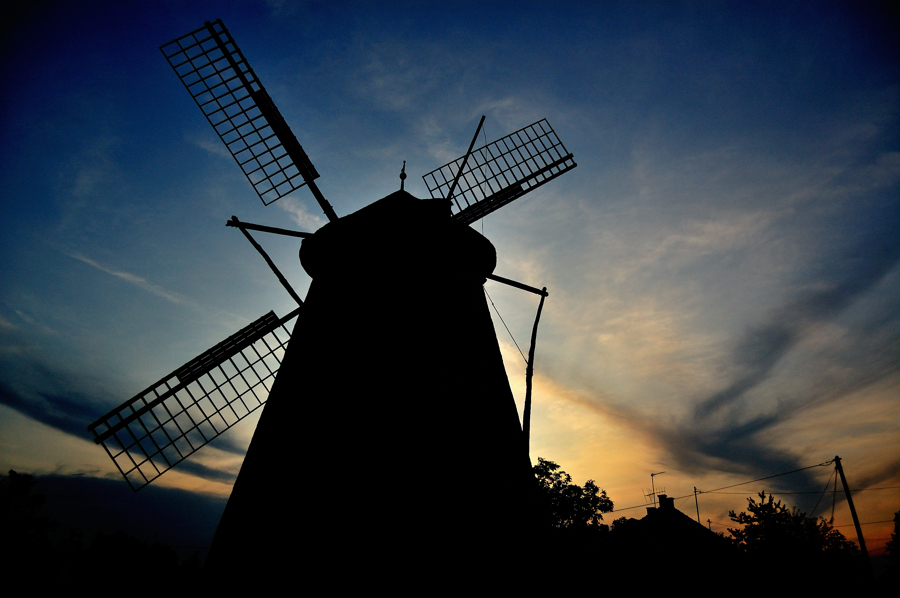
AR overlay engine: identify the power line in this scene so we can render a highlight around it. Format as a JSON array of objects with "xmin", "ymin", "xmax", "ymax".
[
  {"xmin": 675, "ymin": 518, "xmax": 894, "ymax": 531},
  {"xmin": 809, "ymin": 467, "xmax": 837, "ymax": 519},
  {"xmin": 695, "ymin": 485, "xmax": 900, "ymax": 495},
  {"xmin": 610, "ymin": 502, "xmax": 655, "ymax": 514},
  {"xmin": 698, "ymin": 460, "xmax": 834, "ymax": 495},
  {"xmin": 483, "ymin": 286, "xmax": 527, "ymax": 363},
  {"xmin": 833, "ymin": 520, "xmax": 895, "ymax": 528},
  {"xmin": 706, "ymin": 490, "xmax": 837, "ymax": 495}
]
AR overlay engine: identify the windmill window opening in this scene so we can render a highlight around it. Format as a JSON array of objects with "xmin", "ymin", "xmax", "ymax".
[
  {"xmin": 197, "ymin": 397, "xmax": 215, "ymax": 417},
  {"xmin": 137, "ymin": 439, "xmax": 157, "ymax": 461},
  {"xmin": 162, "ymin": 446, "xmax": 181, "ymax": 464},
  {"xmin": 152, "ymin": 403, "xmax": 172, "ymax": 425},
  {"xmin": 221, "ymin": 410, "xmax": 238, "ymax": 427},
  {"xmin": 209, "ymin": 388, "xmax": 226, "ymax": 410},
  {"xmin": 123, "ymin": 430, "xmax": 145, "ymax": 460},
  {"xmin": 238, "ymin": 364, "xmax": 259, "ymax": 387},
  {"xmin": 174, "ymin": 437, "xmax": 191, "ymax": 455},
  {"xmin": 206, "ymin": 75, "xmax": 226, "ymax": 91},
  {"xmin": 198, "ymin": 421, "xmax": 216, "ymax": 440},
  {"xmin": 150, "ymin": 419, "xmax": 172, "ymax": 444},
  {"xmin": 219, "ymin": 383, "xmax": 238, "ymax": 405},
  {"xmin": 186, "ymin": 430, "xmax": 205, "ymax": 448},
  {"xmin": 151, "ymin": 428, "xmax": 170, "ymax": 448},
  {"xmin": 232, "ymin": 400, "xmax": 249, "ymax": 419},
  {"xmin": 186, "ymin": 403, "xmax": 204, "ymax": 423},
  {"xmin": 210, "ymin": 414, "xmax": 227, "ymax": 433},
  {"xmin": 217, "ymin": 122, "xmax": 237, "ymax": 137},
  {"xmin": 152, "ymin": 455, "xmax": 171, "ymax": 473},
  {"xmin": 208, "ymin": 367, "xmax": 226, "ymax": 386},
  {"xmin": 174, "ymin": 412, "xmax": 191, "ymax": 431},
  {"xmin": 178, "ymin": 64, "xmax": 198, "ymax": 79},
  {"xmin": 231, "ymin": 375, "xmax": 249, "ymax": 395},
  {"xmin": 107, "ymin": 436, "xmax": 123, "ymax": 454},
  {"xmin": 137, "ymin": 458, "xmax": 158, "ymax": 476},
  {"xmin": 163, "ymin": 421, "xmax": 181, "ymax": 439},
  {"xmin": 114, "ymin": 452, "xmax": 132, "ymax": 470},
  {"xmin": 132, "ymin": 422, "xmax": 154, "ymax": 449},
  {"xmin": 151, "ymin": 456, "xmax": 170, "ymax": 473},
  {"xmin": 242, "ymin": 367, "xmax": 261, "ymax": 386},
  {"xmin": 268, "ymin": 173, "xmax": 287, "ymax": 189},
  {"xmin": 139, "ymin": 413, "xmax": 157, "ymax": 431}
]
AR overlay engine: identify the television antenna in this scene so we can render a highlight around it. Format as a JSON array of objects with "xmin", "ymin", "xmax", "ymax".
[
  {"xmin": 643, "ymin": 471, "xmax": 666, "ymax": 508},
  {"xmin": 86, "ymin": 19, "xmax": 577, "ymax": 573}
]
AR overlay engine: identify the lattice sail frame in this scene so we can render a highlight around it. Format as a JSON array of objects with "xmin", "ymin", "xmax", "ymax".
[
  {"xmin": 88, "ymin": 309, "xmax": 299, "ymax": 491},
  {"xmin": 160, "ymin": 20, "xmax": 318, "ymax": 206},
  {"xmin": 422, "ymin": 119, "xmax": 577, "ymax": 225}
]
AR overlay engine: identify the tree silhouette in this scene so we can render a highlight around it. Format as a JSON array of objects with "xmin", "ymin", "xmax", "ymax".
[
  {"xmin": 533, "ymin": 457, "xmax": 613, "ymax": 531},
  {"xmin": 728, "ymin": 490, "xmax": 861, "ymax": 573},
  {"xmin": 727, "ymin": 492, "xmax": 869, "ymax": 589},
  {"xmin": 876, "ymin": 508, "xmax": 900, "ymax": 588},
  {"xmin": 887, "ymin": 509, "xmax": 899, "ymax": 565}
]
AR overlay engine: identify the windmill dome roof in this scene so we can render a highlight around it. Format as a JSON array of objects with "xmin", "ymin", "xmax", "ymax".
[{"xmin": 299, "ymin": 190, "xmax": 496, "ymax": 282}]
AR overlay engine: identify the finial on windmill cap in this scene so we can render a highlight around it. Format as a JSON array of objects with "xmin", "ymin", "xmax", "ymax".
[{"xmin": 399, "ymin": 160, "xmax": 407, "ymax": 191}]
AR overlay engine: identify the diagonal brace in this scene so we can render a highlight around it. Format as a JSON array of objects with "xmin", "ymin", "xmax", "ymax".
[{"xmin": 228, "ymin": 216, "xmax": 303, "ymax": 306}]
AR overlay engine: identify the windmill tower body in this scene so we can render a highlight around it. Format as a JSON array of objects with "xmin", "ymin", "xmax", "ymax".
[{"xmin": 207, "ymin": 191, "xmax": 536, "ymax": 574}]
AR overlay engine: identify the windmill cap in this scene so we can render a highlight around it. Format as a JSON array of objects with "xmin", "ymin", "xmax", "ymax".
[{"xmin": 300, "ymin": 190, "xmax": 496, "ymax": 281}]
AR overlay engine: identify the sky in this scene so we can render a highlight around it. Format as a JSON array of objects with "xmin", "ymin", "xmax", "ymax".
[{"xmin": 1, "ymin": 0, "xmax": 898, "ymax": 558}]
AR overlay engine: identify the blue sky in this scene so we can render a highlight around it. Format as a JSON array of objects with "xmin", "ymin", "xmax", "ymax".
[{"xmin": 1, "ymin": 1, "xmax": 898, "ymax": 553}]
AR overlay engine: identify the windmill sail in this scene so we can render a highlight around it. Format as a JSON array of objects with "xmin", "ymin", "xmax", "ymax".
[
  {"xmin": 160, "ymin": 20, "xmax": 319, "ymax": 206},
  {"xmin": 88, "ymin": 308, "xmax": 299, "ymax": 491},
  {"xmin": 422, "ymin": 119, "xmax": 577, "ymax": 225}
]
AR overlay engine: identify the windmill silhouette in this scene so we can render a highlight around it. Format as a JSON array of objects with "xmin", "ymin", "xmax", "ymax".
[{"xmin": 87, "ymin": 20, "xmax": 576, "ymax": 576}]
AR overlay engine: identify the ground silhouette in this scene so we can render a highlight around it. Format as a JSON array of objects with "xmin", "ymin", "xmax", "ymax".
[{"xmin": 0, "ymin": 470, "xmax": 202, "ymax": 588}]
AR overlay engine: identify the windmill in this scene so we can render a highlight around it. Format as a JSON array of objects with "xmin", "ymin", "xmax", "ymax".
[{"xmin": 87, "ymin": 20, "xmax": 577, "ymax": 576}]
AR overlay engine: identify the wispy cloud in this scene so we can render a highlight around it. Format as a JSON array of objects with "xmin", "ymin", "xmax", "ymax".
[
  {"xmin": 276, "ymin": 197, "xmax": 326, "ymax": 231},
  {"xmin": 694, "ymin": 210, "xmax": 900, "ymax": 423},
  {"xmin": 54, "ymin": 130, "xmax": 122, "ymax": 235},
  {"xmin": 557, "ymin": 254, "xmax": 900, "ymax": 486},
  {"xmin": 68, "ymin": 253, "xmax": 186, "ymax": 304},
  {"xmin": 0, "ymin": 380, "xmax": 101, "ymax": 441},
  {"xmin": 13, "ymin": 310, "xmax": 57, "ymax": 337},
  {"xmin": 187, "ymin": 132, "xmax": 232, "ymax": 159},
  {"xmin": 68, "ymin": 134, "xmax": 119, "ymax": 199},
  {"xmin": 172, "ymin": 458, "xmax": 238, "ymax": 486}
]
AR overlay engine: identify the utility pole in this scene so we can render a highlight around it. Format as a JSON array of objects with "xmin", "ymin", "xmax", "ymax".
[
  {"xmin": 694, "ymin": 486, "xmax": 701, "ymax": 524},
  {"xmin": 834, "ymin": 455, "xmax": 872, "ymax": 578}
]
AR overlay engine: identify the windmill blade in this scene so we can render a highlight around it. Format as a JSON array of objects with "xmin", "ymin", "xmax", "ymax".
[
  {"xmin": 422, "ymin": 119, "xmax": 577, "ymax": 225},
  {"xmin": 160, "ymin": 20, "xmax": 337, "ymax": 220},
  {"xmin": 87, "ymin": 308, "xmax": 300, "ymax": 491}
]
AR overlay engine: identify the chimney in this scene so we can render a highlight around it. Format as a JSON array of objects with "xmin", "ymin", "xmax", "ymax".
[{"xmin": 658, "ymin": 494, "xmax": 674, "ymax": 511}]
